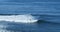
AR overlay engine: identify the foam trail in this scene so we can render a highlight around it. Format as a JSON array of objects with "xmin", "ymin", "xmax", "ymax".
[{"xmin": 0, "ymin": 14, "xmax": 38, "ymax": 23}]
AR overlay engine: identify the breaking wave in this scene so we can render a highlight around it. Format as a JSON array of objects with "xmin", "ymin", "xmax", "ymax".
[{"xmin": 0, "ymin": 14, "xmax": 38, "ymax": 23}]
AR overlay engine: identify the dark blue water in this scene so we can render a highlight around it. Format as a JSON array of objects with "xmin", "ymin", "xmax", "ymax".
[{"xmin": 0, "ymin": 0, "xmax": 60, "ymax": 32}]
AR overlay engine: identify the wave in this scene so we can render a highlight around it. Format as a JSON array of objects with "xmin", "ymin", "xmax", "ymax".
[
  {"xmin": 0, "ymin": 14, "xmax": 60, "ymax": 24},
  {"xmin": 0, "ymin": 14, "xmax": 38, "ymax": 23}
]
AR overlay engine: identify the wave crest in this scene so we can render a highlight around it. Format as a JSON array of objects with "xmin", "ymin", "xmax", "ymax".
[{"xmin": 0, "ymin": 14, "xmax": 38, "ymax": 23}]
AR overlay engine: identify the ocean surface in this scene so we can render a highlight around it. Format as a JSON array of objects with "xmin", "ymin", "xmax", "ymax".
[{"xmin": 0, "ymin": 0, "xmax": 60, "ymax": 32}]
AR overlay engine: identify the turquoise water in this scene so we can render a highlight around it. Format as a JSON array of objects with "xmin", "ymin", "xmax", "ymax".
[{"xmin": 0, "ymin": 0, "xmax": 60, "ymax": 32}]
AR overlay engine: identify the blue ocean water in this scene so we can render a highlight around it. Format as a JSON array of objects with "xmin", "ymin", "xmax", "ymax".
[{"xmin": 0, "ymin": 0, "xmax": 60, "ymax": 32}]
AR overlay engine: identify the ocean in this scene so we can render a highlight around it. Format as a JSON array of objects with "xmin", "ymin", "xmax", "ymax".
[{"xmin": 0, "ymin": 0, "xmax": 60, "ymax": 32}]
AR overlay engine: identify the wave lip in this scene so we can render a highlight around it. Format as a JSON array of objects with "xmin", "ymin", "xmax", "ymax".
[{"xmin": 0, "ymin": 14, "xmax": 38, "ymax": 23}]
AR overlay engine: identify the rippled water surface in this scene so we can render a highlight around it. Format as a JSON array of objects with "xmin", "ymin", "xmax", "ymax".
[{"xmin": 0, "ymin": 0, "xmax": 60, "ymax": 32}]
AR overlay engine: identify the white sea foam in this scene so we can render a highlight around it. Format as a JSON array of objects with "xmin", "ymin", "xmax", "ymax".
[{"xmin": 0, "ymin": 14, "xmax": 38, "ymax": 23}]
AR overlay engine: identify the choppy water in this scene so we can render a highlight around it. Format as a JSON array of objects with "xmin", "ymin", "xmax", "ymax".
[{"xmin": 0, "ymin": 0, "xmax": 60, "ymax": 32}]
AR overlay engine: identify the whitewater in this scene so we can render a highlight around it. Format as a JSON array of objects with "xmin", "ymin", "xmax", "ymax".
[{"xmin": 0, "ymin": 14, "xmax": 38, "ymax": 23}]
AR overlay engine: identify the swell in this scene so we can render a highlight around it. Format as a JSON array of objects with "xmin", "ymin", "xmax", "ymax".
[{"xmin": 34, "ymin": 14, "xmax": 60, "ymax": 23}]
